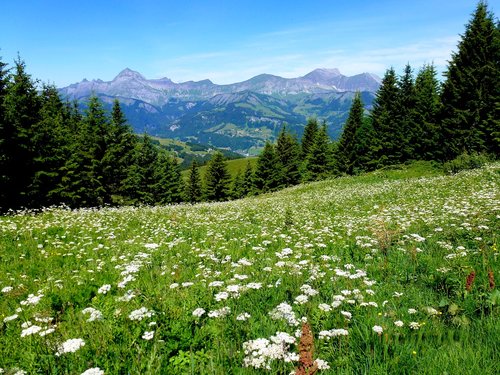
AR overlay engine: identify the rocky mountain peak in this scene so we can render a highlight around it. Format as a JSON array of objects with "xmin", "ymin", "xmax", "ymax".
[{"xmin": 113, "ymin": 68, "xmax": 146, "ymax": 81}]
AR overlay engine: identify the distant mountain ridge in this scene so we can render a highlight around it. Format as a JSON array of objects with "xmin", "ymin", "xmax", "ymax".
[{"xmin": 59, "ymin": 68, "xmax": 380, "ymax": 154}]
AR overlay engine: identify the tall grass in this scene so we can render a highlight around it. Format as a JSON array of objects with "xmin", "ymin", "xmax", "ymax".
[{"xmin": 0, "ymin": 162, "xmax": 498, "ymax": 374}]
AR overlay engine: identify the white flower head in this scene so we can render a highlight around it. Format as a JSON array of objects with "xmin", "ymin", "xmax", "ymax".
[{"xmin": 56, "ymin": 338, "xmax": 85, "ymax": 356}]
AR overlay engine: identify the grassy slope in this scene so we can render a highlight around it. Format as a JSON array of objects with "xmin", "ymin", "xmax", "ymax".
[
  {"xmin": 181, "ymin": 156, "xmax": 258, "ymax": 180},
  {"xmin": 0, "ymin": 162, "xmax": 498, "ymax": 374}
]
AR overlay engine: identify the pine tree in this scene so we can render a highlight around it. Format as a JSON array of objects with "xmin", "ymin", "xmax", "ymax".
[
  {"xmin": 414, "ymin": 64, "xmax": 441, "ymax": 160},
  {"xmin": 352, "ymin": 117, "xmax": 377, "ymax": 172},
  {"xmin": 370, "ymin": 68, "xmax": 402, "ymax": 167},
  {"xmin": 153, "ymin": 152, "xmax": 183, "ymax": 204},
  {"xmin": 229, "ymin": 169, "xmax": 244, "ymax": 200},
  {"xmin": 204, "ymin": 151, "xmax": 231, "ymax": 201},
  {"xmin": 0, "ymin": 56, "xmax": 11, "ymax": 211},
  {"xmin": 397, "ymin": 63, "xmax": 417, "ymax": 161},
  {"xmin": 241, "ymin": 159, "xmax": 255, "ymax": 196},
  {"xmin": 102, "ymin": 99, "xmax": 137, "ymax": 203},
  {"xmin": 275, "ymin": 124, "xmax": 301, "ymax": 186},
  {"xmin": 335, "ymin": 92, "xmax": 365, "ymax": 174},
  {"xmin": 440, "ymin": 1, "xmax": 500, "ymax": 159},
  {"xmin": 2, "ymin": 57, "xmax": 40, "ymax": 209},
  {"xmin": 185, "ymin": 159, "xmax": 203, "ymax": 203},
  {"xmin": 30, "ymin": 84, "xmax": 72, "ymax": 207},
  {"xmin": 305, "ymin": 122, "xmax": 333, "ymax": 180},
  {"xmin": 254, "ymin": 141, "xmax": 282, "ymax": 193},
  {"xmin": 301, "ymin": 117, "xmax": 319, "ymax": 159}
]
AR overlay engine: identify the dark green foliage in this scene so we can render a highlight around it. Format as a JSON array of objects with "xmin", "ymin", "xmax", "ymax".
[
  {"xmin": 275, "ymin": 124, "xmax": 301, "ymax": 186},
  {"xmin": 440, "ymin": 1, "xmax": 500, "ymax": 159},
  {"xmin": 2, "ymin": 57, "xmax": 40, "ymax": 209},
  {"xmin": 0, "ymin": 56, "xmax": 11, "ymax": 210},
  {"xmin": 335, "ymin": 92, "xmax": 365, "ymax": 174},
  {"xmin": 414, "ymin": 64, "xmax": 442, "ymax": 160},
  {"xmin": 301, "ymin": 117, "xmax": 319, "ymax": 159},
  {"xmin": 304, "ymin": 122, "xmax": 334, "ymax": 180},
  {"xmin": 185, "ymin": 160, "xmax": 203, "ymax": 203},
  {"xmin": 153, "ymin": 152, "xmax": 183, "ymax": 204},
  {"xmin": 204, "ymin": 151, "xmax": 231, "ymax": 201},
  {"xmin": 397, "ymin": 64, "xmax": 417, "ymax": 161},
  {"xmin": 229, "ymin": 169, "xmax": 244, "ymax": 200},
  {"xmin": 369, "ymin": 67, "xmax": 403, "ymax": 167},
  {"xmin": 241, "ymin": 159, "xmax": 255, "ymax": 196},
  {"xmin": 443, "ymin": 151, "xmax": 490, "ymax": 174},
  {"xmin": 254, "ymin": 141, "xmax": 282, "ymax": 193}
]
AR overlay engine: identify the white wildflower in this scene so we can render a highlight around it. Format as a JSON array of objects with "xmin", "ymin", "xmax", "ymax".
[
  {"xmin": 409, "ymin": 322, "xmax": 421, "ymax": 330},
  {"xmin": 3, "ymin": 314, "xmax": 18, "ymax": 323},
  {"xmin": 372, "ymin": 325, "xmax": 383, "ymax": 335},
  {"xmin": 56, "ymin": 338, "xmax": 85, "ymax": 355},
  {"xmin": 208, "ymin": 307, "xmax": 231, "ymax": 318},
  {"xmin": 192, "ymin": 308, "xmax": 206, "ymax": 318},
  {"xmin": 39, "ymin": 328, "xmax": 56, "ymax": 337},
  {"xmin": 236, "ymin": 312, "xmax": 251, "ymax": 321},
  {"xmin": 318, "ymin": 303, "xmax": 332, "ymax": 312},
  {"xmin": 81, "ymin": 368, "xmax": 104, "ymax": 375},
  {"xmin": 142, "ymin": 330, "xmax": 154, "ymax": 340},
  {"xmin": 315, "ymin": 358, "xmax": 330, "ymax": 370},
  {"xmin": 97, "ymin": 284, "xmax": 111, "ymax": 294},
  {"xmin": 1, "ymin": 286, "xmax": 13, "ymax": 293},
  {"xmin": 82, "ymin": 307, "xmax": 103, "ymax": 322},
  {"xmin": 128, "ymin": 307, "xmax": 154, "ymax": 321},
  {"xmin": 408, "ymin": 308, "xmax": 418, "ymax": 314},
  {"xmin": 21, "ymin": 325, "xmax": 42, "ymax": 337},
  {"xmin": 294, "ymin": 294, "xmax": 309, "ymax": 305}
]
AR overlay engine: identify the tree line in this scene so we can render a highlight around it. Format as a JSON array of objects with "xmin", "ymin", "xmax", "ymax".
[
  {"xmin": 1, "ymin": 1, "xmax": 498, "ymax": 211},
  {"xmin": 185, "ymin": 1, "xmax": 498, "ymax": 202}
]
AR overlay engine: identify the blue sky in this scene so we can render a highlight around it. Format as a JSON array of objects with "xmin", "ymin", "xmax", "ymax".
[{"xmin": 1, "ymin": 0, "xmax": 498, "ymax": 86}]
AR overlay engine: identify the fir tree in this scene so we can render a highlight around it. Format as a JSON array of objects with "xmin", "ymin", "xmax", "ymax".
[
  {"xmin": 335, "ymin": 92, "xmax": 365, "ymax": 174},
  {"xmin": 352, "ymin": 117, "xmax": 377, "ymax": 172},
  {"xmin": 397, "ymin": 63, "xmax": 417, "ymax": 161},
  {"xmin": 241, "ymin": 159, "xmax": 255, "ymax": 196},
  {"xmin": 204, "ymin": 151, "xmax": 231, "ymax": 201},
  {"xmin": 102, "ymin": 99, "xmax": 137, "ymax": 202},
  {"xmin": 301, "ymin": 117, "xmax": 319, "ymax": 159},
  {"xmin": 304, "ymin": 122, "xmax": 333, "ymax": 180},
  {"xmin": 370, "ymin": 67, "xmax": 402, "ymax": 167},
  {"xmin": 229, "ymin": 169, "xmax": 244, "ymax": 200},
  {"xmin": 2, "ymin": 57, "xmax": 40, "ymax": 209},
  {"xmin": 154, "ymin": 152, "xmax": 183, "ymax": 204},
  {"xmin": 254, "ymin": 141, "xmax": 282, "ymax": 193},
  {"xmin": 185, "ymin": 160, "xmax": 203, "ymax": 203},
  {"xmin": 0, "ymin": 56, "xmax": 11, "ymax": 211},
  {"xmin": 275, "ymin": 124, "xmax": 301, "ymax": 186},
  {"xmin": 440, "ymin": 1, "xmax": 500, "ymax": 159},
  {"xmin": 414, "ymin": 64, "xmax": 441, "ymax": 160}
]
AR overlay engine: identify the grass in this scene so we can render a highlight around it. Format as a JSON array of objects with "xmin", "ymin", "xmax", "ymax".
[
  {"xmin": 0, "ymin": 162, "xmax": 498, "ymax": 374},
  {"xmin": 181, "ymin": 156, "xmax": 258, "ymax": 180}
]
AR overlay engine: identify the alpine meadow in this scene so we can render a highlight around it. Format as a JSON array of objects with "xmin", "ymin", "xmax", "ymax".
[{"xmin": 0, "ymin": 1, "xmax": 499, "ymax": 374}]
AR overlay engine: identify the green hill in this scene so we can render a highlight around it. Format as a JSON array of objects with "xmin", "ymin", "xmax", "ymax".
[
  {"xmin": 1, "ymin": 162, "xmax": 498, "ymax": 374},
  {"xmin": 181, "ymin": 156, "xmax": 258, "ymax": 180}
]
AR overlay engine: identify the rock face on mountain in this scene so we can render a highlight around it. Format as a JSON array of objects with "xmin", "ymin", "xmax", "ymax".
[{"xmin": 60, "ymin": 68, "xmax": 380, "ymax": 154}]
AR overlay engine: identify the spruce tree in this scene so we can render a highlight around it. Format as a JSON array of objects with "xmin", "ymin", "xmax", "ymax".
[
  {"xmin": 440, "ymin": 1, "xmax": 500, "ymax": 159},
  {"xmin": 352, "ymin": 117, "xmax": 377, "ymax": 172},
  {"xmin": 154, "ymin": 152, "xmax": 183, "ymax": 204},
  {"xmin": 241, "ymin": 159, "xmax": 255, "ymax": 196},
  {"xmin": 204, "ymin": 151, "xmax": 231, "ymax": 201},
  {"xmin": 2, "ymin": 57, "xmax": 40, "ymax": 209},
  {"xmin": 414, "ymin": 64, "xmax": 441, "ymax": 160},
  {"xmin": 229, "ymin": 169, "xmax": 244, "ymax": 200},
  {"xmin": 301, "ymin": 117, "xmax": 319, "ymax": 159},
  {"xmin": 305, "ymin": 122, "xmax": 333, "ymax": 180},
  {"xmin": 185, "ymin": 160, "xmax": 203, "ymax": 203},
  {"xmin": 275, "ymin": 124, "xmax": 301, "ymax": 186},
  {"xmin": 254, "ymin": 141, "xmax": 282, "ymax": 193},
  {"xmin": 397, "ymin": 64, "xmax": 417, "ymax": 161},
  {"xmin": 370, "ymin": 68, "xmax": 402, "ymax": 167},
  {"xmin": 0, "ymin": 56, "xmax": 11, "ymax": 211},
  {"xmin": 335, "ymin": 92, "xmax": 365, "ymax": 174}
]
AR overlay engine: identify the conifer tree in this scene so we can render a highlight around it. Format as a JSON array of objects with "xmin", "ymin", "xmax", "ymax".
[
  {"xmin": 335, "ymin": 92, "xmax": 365, "ymax": 174},
  {"xmin": 0, "ymin": 56, "xmax": 11, "ymax": 211},
  {"xmin": 370, "ymin": 67, "xmax": 402, "ymax": 167},
  {"xmin": 31, "ymin": 84, "xmax": 72, "ymax": 207},
  {"xmin": 102, "ymin": 99, "xmax": 137, "ymax": 202},
  {"xmin": 229, "ymin": 169, "xmax": 244, "ymax": 200},
  {"xmin": 241, "ymin": 159, "xmax": 255, "ymax": 196},
  {"xmin": 275, "ymin": 124, "xmax": 301, "ymax": 186},
  {"xmin": 153, "ymin": 152, "xmax": 183, "ymax": 204},
  {"xmin": 305, "ymin": 122, "xmax": 333, "ymax": 180},
  {"xmin": 440, "ymin": 1, "xmax": 500, "ymax": 159},
  {"xmin": 301, "ymin": 117, "xmax": 319, "ymax": 159},
  {"xmin": 254, "ymin": 141, "xmax": 282, "ymax": 192},
  {"xmin": 204, "ymin": 151, "xmax": 231, "ymax": 201},
  {"xmin": 414, "ymin": 64, "xmax": 441, "ymax": 160},
  {"xmin": 185, "ymin": 159, "xmax": 203, "ymax": 203},
  {"xmin": 352, "ymin": 117, "xmax": 377, "ymax": 172},
  {"xmin": 2, "ymin": 57, "xmax": 40, "ymax": 209},
  {"xmin": 397, "ymin": 64, "xmax": 417, "ymax": 161}
]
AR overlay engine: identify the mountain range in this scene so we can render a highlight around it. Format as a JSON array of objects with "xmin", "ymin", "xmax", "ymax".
[{"xmin": 59, "ymin": 68, "xmax": 381, "ymax": 154}]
